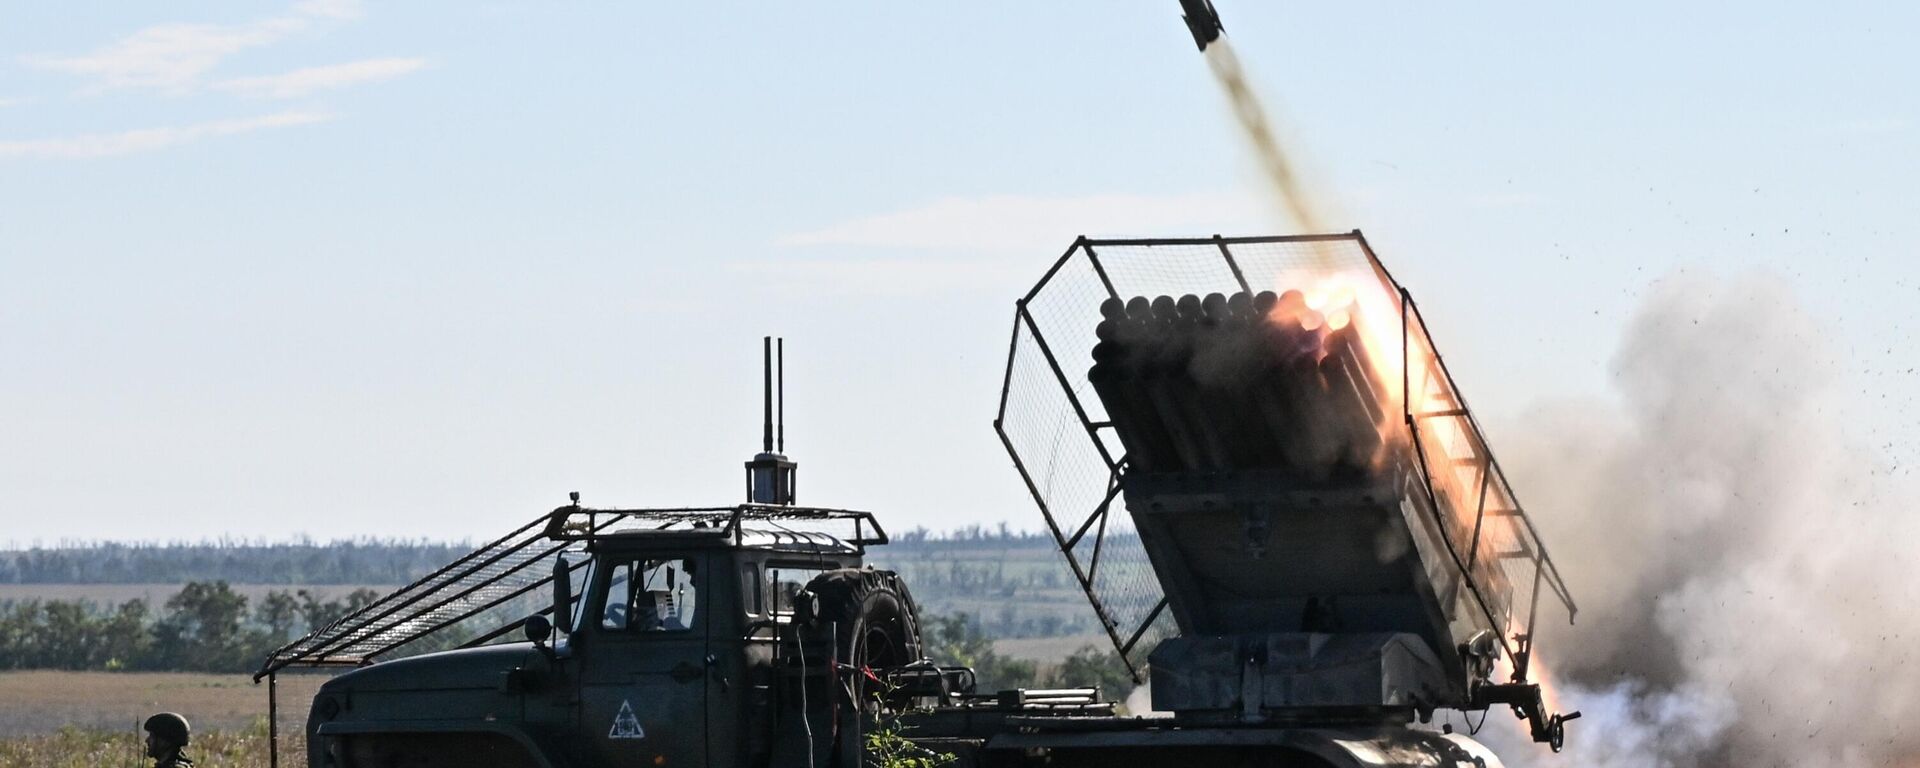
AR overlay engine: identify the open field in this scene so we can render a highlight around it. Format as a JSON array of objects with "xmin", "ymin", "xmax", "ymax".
[
  {"xmin": 0, "ymin": 643, "xmax": 1094, "ymax": 737},
  {"xmin": 0, "ymin": 724, "xmax": 275, "ymax": 768},
  {"xmin": 0, "ymin": 671, "xmax": 331, "ymax": 739},
  {"xmin": 0, "ymin": 672, "xmax": 323, "ymax": 766},
  {"xmin": 989, "ymin": 633, "xmax": 1111, "ymax": 661}
]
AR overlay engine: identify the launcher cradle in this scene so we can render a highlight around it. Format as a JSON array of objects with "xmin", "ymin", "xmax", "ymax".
[{"xmin": 995, "ymin": 233, "xmax": 1577, "ymax": 745}]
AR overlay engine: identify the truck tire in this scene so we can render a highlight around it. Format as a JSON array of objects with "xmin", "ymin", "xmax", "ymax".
[{"xmin": 802, "ymin": 568, "xmax": 924, "ymax": 699}]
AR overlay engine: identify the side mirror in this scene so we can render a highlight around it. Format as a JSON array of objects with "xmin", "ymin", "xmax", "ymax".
[
  {"xmin": 524, "ymin": 614, "xmax": 553, "ymax": 647},
  {"xmin": 552, "ymin": 554, "xmax": 575, "ymax": 635}
]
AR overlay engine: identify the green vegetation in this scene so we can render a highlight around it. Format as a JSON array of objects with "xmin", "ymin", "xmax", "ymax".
[
  {"xmin": 1, "ymin": 529, "xmax": 1114, "ymax": 640},
  {"xmin": 0, "ymin": 581, "xmax": 377, "ymax": 672},
  {"xmin": 881, "ymin": 527, "xmax": 1139, "ymax": 641},
  {"xmin": 863, "ymin": 680, "xmax": 958, "ymax": 768},
  {"xmin": 0, "ymin": 528, "xmax": 1140, "ymax": 680},
  {"xmin": 0, "ymin": 581, "xmax": 1136, "ymax": 698},
  {"xmin": 921, "ymin": 613, "xmax": 1132, "ymax": 696},
  {"xmin": 866, "ymin": 721, "xmax": 956, "ymax": 768}
]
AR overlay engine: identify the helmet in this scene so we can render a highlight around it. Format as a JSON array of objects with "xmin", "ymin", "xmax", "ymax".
[{"xmin": 143, "ymin": 712, "xmax": 191, "ymax": 746}]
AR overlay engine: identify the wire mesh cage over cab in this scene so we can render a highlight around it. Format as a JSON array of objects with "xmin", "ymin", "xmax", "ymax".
[
  {"xmin": 258, "ymin": 504, "xmax": 887, "ymax": 677},
  {"xmin": 994, "ymin": 233, "xmax": 1576, "ymax": 685}
]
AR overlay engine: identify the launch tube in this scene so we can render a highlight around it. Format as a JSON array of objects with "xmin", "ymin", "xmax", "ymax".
[
  {"xmin": 1318, "ymin": 349, "xmax": 1386, "ymax": 474},
  {"xmin": 1088, "ymin": 363, "xmax": 1161, "ymax": 473},
  {"xmin": 1163, "ymin": 303, "xmax": 1233, "ymax": 471},
  {"xmin": 1107, "ymin": 312, "xmax": 1180, "ymax": 473}
]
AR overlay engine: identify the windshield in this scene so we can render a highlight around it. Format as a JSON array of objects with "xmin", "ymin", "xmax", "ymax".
[{"xmin": 600, "ymin": 556, "xmax": 700, "ymax": 633}]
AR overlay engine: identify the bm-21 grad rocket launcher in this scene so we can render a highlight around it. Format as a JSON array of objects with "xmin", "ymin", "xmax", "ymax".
[{"xmin": 995, "ymin": 232, "xmax": 1580, "ymax": 751}]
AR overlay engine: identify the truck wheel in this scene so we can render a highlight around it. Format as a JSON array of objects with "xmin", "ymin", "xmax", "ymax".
[{"xmin": 803, "ymin": 569, "xmax": 924, "ymax": 704}]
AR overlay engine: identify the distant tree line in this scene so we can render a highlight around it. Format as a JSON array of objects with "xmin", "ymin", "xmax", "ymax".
[
  {"xmin": 890, "ymin": 524, "xmax": 1053, "ymax": 548},
  {"xmin": 0, "ymin": 581, "xmax": 1135, "ymax": 693},
  {"xmin": 0, "ymin": 539, "xmax": 470, "ymax": 585},
  {"xmin": 920, "ymin": 613, "xmax": 1135, "ymax": 698},
  {"xmin": 0, "ymin": 581, "xmax": 379, "ymax": 672},
  {"xmin": 0, "ymin": 529, "xmax": 1129, "ymax": 674},
  {"xmin": 0, "ymin": 529, "xmax": 1097, "ymax": 585}
]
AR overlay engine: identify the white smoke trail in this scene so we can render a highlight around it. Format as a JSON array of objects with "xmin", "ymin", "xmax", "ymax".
[
  {"xmin": 1480, "ymin": 271, "xmax": 1920, "ymax": 766},
  {"xmin": 1203, "ymin": 40, "xmax": 1333, "ymax": 246}
]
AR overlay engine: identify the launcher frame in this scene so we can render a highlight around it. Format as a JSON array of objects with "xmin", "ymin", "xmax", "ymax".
[{"xmin": 992, "ymin": 232, "xmax": 1577, "ymax": 689}]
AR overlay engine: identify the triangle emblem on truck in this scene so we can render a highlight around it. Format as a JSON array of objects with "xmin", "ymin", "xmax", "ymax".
[{"xmin": 609, "ymin": 700, "xmax": 646, "ymax": 740}]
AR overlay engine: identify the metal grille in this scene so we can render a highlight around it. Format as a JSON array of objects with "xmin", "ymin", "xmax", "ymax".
[
  {"xmin": 257, "ymin": 511, "xmax": 590, "ymax": 675},
  {"xmin": 995, "ymin": 232, "xmax": 1576, "ymax": 677},
  {"xmin": 257, "ymin": 504, "xmax": 886, "ymax": 678},
  {"xmin": 266, "ymin": 669, "xmax": 345, "ymax": 765}
]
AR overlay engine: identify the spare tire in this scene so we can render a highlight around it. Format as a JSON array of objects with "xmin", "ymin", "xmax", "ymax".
[{"xmin": 802, "ymin": 568, "xmax": 924, "ymax": 705}]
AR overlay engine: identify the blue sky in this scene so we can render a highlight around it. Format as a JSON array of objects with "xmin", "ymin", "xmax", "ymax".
[{"xmin": 2, "ymin": 2, "xmax": 1914, "ymax": 543}]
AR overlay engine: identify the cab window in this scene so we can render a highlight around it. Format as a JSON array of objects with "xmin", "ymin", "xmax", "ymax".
[
  {"xmin": 741, "ymin": 563, "xmax": 762, "ymax": 616},
  {"xmin": 766, "ymin": 565, "xmax": 829, "ymax": 621},
  {"xmin": 601, "ymin": 557, "xmax": 699, "ymax": 632}
]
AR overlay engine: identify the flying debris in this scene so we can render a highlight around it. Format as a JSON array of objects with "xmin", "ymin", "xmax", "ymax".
[{"xmin": 1178, "ymin": 0, "xmax": 1225, "ymax": 51}]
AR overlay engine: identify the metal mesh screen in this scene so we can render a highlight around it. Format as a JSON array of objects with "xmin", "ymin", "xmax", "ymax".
[
  {"xmin": 258, "ymin": 505, "xmax": 884, "ymax": 678},
  {"xmin": 266, "ymin": 669, "xmax": 345, "ymax": 765},
  {"xmin": 996, "ymin": 233, "xmax": 1575, "ymax": 675},
  {"xmin": 1402, "ymin": 300, "xmax": 1571, "ymax": 651},
  {"xmin": 258, "ymin": 512, "xmax": 589, "ymax": 673}
]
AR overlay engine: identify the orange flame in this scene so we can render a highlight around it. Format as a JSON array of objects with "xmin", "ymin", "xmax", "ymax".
[
  {"xmin": 1264, "ymin": 268, "xmax": 1561, "ymax": 732},
  {"xmin": 1263, "ymin": 268, "xmax": 1414, "ymax": 404}
]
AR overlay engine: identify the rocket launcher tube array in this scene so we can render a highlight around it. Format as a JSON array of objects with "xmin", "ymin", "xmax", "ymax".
[{"xmin": 1089, "ymin": 290, "xmax": 1390, "ymax": 481}]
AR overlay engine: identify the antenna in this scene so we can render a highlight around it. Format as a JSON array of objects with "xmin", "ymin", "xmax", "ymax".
[
  {"xmin": 746, "ymin": 335, "xmax": 797, "ymax": 505},
  {"xmin": 777, "ymin": 338, "xmax": 785, "ymax": 454},
  {"xmin": 762, "ymin": 336, "xmax": 774, "ymax": 454}
]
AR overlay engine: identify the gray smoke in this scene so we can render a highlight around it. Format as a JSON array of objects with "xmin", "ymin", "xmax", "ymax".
[
  {"xmin": 1203, "ymin": 39, "xmax": 1334, "ymax": 247},
  {"xmin": 1480, "ymin": 271, "xmax": 1920, "ymax": 766}
]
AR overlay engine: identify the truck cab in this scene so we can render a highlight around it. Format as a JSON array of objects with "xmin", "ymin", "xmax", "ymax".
[
  {"xmin": 564, "ymin": 517, "xmax": 872, "ymax": 768},
  {"xmin": 297, "ymin": 505, "xmax": 914, "ymax": 768}
]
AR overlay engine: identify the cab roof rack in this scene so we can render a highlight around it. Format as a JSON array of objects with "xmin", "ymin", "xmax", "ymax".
[
  {"xmin": 257, "ymin": 500, "xmax": 887, "ymax": 680},
  {"xmin": 542, "ymin": 503, "xmax": 888, "ymax": 549}
]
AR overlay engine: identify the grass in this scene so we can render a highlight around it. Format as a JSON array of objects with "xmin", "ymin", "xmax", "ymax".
[
  {"xmin": 0, "ymin": 671, "xmax": 331, "ymax": 767},
  {"xmin": 0, "ymin": 721, "xmax": 279, "ymax": 768}
]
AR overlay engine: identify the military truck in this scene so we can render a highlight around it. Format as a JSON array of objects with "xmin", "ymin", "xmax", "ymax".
[{"xmin": 258, "ymin": 234, "xmax": 1577, "ymax": 768}]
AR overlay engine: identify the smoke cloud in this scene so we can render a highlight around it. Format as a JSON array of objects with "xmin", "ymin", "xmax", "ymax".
[{"xmin": 1481, "ymin": 271, "xmax": 1920, "ymax": 766}]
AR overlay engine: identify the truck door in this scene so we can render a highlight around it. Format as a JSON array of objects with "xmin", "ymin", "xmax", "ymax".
[{"xmin": 579, "ymin": 553, "xmax": 709, "ymax": 768}]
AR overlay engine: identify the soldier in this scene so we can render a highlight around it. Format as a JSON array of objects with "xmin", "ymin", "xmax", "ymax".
[{"xmin": 143, "ymin": 712, "xmax": 195, "ymax": 768}]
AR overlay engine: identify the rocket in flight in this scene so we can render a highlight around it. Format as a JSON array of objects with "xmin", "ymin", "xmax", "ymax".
[{"xmin": 1178, "ymin": 0, "xmax": 1225, "ymax": 52}]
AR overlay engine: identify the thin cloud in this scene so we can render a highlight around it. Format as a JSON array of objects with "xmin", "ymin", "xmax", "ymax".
[
  {"xmin": 215, "ymin": 57, "xmax": 425, "ymax": 99},
  {"xmin": 21, "ymin": 0, "xmax": 362, "ymax": 94},
  {"xmin": 0, "ymin": 111, "xmax": 331, "ymax": 159},
  {"xmin": 778, "ymin": 192, "xmax": 1266, "ymax": 255}
]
